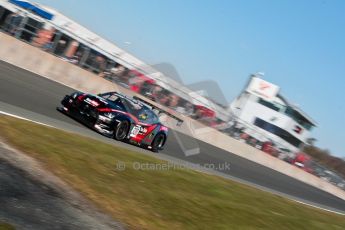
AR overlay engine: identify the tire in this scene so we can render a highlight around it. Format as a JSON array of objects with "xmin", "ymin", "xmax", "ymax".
[
  {"xmin": 151, "ymin": 133, "xmax": 166, "ymax": 152},
  {"xmin": 114, "ymin": 120, "xmax": 130, "ymax": 141}
]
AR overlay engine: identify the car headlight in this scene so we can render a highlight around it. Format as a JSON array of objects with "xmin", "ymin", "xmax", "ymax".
[
  {"xmin": 72, "ymin": 92, "xmax": 79, "ymax": 99},
  {"xmin": 104, "ymin": 112, "xmax": 115, "ymax": 119}
]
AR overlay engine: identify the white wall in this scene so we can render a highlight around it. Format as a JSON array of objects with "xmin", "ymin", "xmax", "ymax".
[{"xmin": 234, "ymin": 93, "xmax": 312, "ymax": 151}]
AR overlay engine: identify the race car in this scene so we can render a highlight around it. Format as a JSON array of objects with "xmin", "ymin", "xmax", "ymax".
[{"xmin": 57, "ymin": 91, "xmax": 182, "ymax": 152}]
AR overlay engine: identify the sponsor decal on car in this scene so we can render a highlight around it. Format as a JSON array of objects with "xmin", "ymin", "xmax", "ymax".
[
  {"xmin": 130, "ymin": 125, "xmax": 141, "ymax": 137},
  {"xmin": 85, "ymin": 98, "xmax": 100, "ymax": 107},
  {"xmin": 130, "ymin": 125, "xmax": 148, "ymax": 137}
]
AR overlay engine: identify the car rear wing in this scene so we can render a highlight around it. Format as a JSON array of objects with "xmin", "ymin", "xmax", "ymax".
[{"xmin": 133, "ymin": 96, "xmax": 184, "ymax": 126}]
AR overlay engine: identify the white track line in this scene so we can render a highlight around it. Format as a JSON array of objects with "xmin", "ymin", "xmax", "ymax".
[
  {"xmin": 293, "ymin": 199, "xmax": 345, "ymax": 215},
  {"xmin": 0, "ymin": 111, "xmax": 54, "ymax": 128},
  {"xmin": 1, "ymin": 109, "xmax": 345, "ymax": 216}
]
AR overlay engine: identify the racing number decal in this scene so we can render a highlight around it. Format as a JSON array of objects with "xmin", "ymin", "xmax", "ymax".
[
  {"xmin": 130, "ymin": 125, "xmax": 141, "ymax": 137},
  {"xmin": 130, "ymin": 125, "xmax": 149, "ymax": 137}
]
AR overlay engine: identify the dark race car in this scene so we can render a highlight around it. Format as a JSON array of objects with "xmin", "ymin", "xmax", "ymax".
[{"xmin": 57, "ymin": 91, "xmax": 183, "ymax": 152}]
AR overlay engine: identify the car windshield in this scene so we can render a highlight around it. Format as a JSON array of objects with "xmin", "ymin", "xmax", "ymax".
[
  {"xmin": 98, "ymin": 92, "xmax": 119, "ymax": 102},
  {"xmin": 122, "ymin": 99, "xmax": 159, "ymax": 124},
  {"xmin": 98, "ymin": 92, "xmax": 124, "ymax": 110},
  {"xmin": 98, "ymin": 92, "xmax": 159, "ymax": 124}
]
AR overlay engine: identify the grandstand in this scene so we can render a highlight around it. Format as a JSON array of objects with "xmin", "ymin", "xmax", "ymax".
[{"xmin": 0, "ymin": 0, "xmax": 231, "ymax": 123}]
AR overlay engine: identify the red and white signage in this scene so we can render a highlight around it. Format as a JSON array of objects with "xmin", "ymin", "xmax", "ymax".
[
  {"xmin": 246, "ymin": 77, "xmax": 280, "ymax": 101},
  {"xmin": 293, "ymin": 125, "xmax": 303, "ymax": 134}
]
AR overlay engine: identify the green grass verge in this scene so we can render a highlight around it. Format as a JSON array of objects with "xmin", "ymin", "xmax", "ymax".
[
  {"xmin": 0, "ymin": 116, "xmax": 344, "ymax": 230},
  {"xmin": 0, "ymin": 223, "xmax": 15, "ymax": 230}
]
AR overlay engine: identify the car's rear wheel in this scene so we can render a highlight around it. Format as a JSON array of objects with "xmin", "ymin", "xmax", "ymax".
[
  {"xmin": 151, "ymin": 133, "xmax": 166, "ymax": 152},
  {"xmin": 114, "ymin": 120, "xmax": 129, "ymax": 141}
]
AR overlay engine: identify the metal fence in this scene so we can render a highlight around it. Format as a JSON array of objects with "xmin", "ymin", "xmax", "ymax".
[{"xmin": 0, "ymin": 8, "xmax": 227, "ymax": 123}]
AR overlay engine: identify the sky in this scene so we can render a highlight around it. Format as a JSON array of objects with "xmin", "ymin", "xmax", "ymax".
[{"xmin": 32, "ymin": 0, "xmax": 345, "ymax": 157}]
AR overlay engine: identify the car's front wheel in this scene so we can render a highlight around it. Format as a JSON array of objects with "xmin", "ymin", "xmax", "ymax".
[
  {"xmin": 114, "ymin": 120, "xmax": 130, "ymax": 141},
  {"xmin": 151, "ymin": 133, "xmax": 166, "ymax": 152}
]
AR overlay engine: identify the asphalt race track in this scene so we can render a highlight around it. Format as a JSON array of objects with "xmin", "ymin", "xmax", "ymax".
[{"xmin": 1, "ymin": 60, "xmax": 345, "ymax": 214}]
